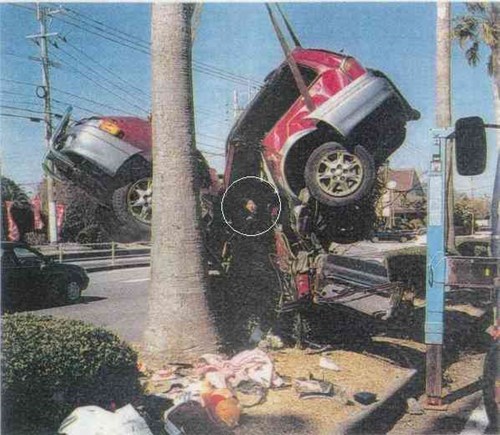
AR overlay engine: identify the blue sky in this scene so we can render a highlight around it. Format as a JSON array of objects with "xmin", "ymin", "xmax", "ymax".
[{"xmin": 0, "ymin": 2, "xmax": 497, "ymax": 197}]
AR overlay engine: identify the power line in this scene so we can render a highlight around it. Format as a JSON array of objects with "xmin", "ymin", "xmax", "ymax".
[
  {"xmin": 0, "ymin": 78, "xmax": 40, "ymax": 87},
  {"xmin": 62, "ymin": 39, "xmax": 149, "ymax": 100},
  {"xmin": 0, "ymin": 105, "xmax": 62, "ymax": 118},
  {"xmin": 1, "ymin": 52, "xmax": 32, "ymax": 62},
  {"xmin": 50, "ymin": 11, "xmax": 263, "ymax": 88},
  {"xmin": 53, "ymin": 14, "xmax": 151, "ymax": 55},
  {"xmin": 7, "ymin": 3, "xmax": 36, "ymax": 12},
  {"xmin": 51, "ymin": 98, "xmax": 104, "ymax": 117},
  {"xmin": 50, "ymin": 50, "xmax": 149, "ymax": 115},
  {"xmin": 13, "ymin": 5, "xmax": 262, "ymax": 88},
  {"xmin": 0, "ymin": 112, "xmax": 44, "ymax": 122},
  {"xmin": 1, "ymin": 78, "xmax": 145, "ymax": 117},
  {"xmin": 51, "ymin": 86, "xmax": 141, "ymax": 117},
  {"xmin": 63, "ymin": 6, "xmax": 150, "ymax": 49}
]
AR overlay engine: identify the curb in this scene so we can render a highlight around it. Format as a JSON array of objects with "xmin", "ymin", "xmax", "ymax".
[
  {"xmin": 333, "ymin": 368, "xmax": 418, "ymax": 434},
  {"xmin": 84, "ymin": 261, "xmax": 150, "ymax": 273}
]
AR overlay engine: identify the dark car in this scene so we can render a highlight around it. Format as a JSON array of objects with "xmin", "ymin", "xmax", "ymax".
[
  {"xmin": 43, "ymin": 108, "xmax": 221, "ymax": 242},
  {"xmin": 1, "ymin": 241, "xmax": 89, "ymax": 311},
  {"xmin": 370, "ymin": 229, "xmax": 416, "ymax": 243}
]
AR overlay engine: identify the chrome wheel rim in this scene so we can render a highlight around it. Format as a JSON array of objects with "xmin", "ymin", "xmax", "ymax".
[
  {"xmin": 127, "ymin": 178, "xmax": 153, "ymax": 224},
  {"xmin": 316, "ymin": 149, "xmax": 364, "ymax": 197}
]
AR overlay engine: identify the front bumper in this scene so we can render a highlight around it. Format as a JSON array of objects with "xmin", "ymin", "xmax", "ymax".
[{"xmin": 307, "ymin": 70, "xmax": 420, "ymax": 137}]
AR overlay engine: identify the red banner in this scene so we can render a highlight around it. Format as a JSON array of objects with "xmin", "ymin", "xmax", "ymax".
[
  {"xmin": 4, "ymin": 201, "xmax": 20, "ymax": 241},
  {"xmin": 31, "ymin": 195, "xmax": 44, "ymax": 230},
  {"xmin": 56, "ymin": 203, "xmax": 65, "ymax": 236}
]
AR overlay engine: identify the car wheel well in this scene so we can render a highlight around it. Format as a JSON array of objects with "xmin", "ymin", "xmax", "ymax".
[
  {"xmin": 114, "ymin": 155, "xmax": 151, "ymax": 186},
  {"xmin": 283, "ymin": 124, "xmax": 343, "ymax": 197}
]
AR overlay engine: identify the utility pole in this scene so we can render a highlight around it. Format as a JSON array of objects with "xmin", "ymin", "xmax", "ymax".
[
  {"xmin": 27, "ymin": 4, "xmax": 61, "ymax": 243},
  {"xmin": 425, "ymin": 0, "xmax": 452, "ymax": 410}
]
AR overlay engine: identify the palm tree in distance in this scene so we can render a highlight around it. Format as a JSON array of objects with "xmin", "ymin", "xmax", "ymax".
[{"xmin": 454, "ymin": 2, "xmax": 499, "ymax": 122}]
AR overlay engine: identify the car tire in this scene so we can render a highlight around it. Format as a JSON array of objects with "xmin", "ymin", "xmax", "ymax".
[
  {"xmin": 304, "ymin": 142, "xmax": 375, "ymax": 207},
  {"xmin": 46, "ymin": 277, "xmax": 81, "ymax": 306},
  {"xmin": 65, "ymin": 280, "xmax": 82, "ymax": 303},
  {"xmin": 108, "ymin": 178, "xmax": 152, "ymax": 241}
]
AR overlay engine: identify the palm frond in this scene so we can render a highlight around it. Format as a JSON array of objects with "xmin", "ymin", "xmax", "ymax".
[
  {"xmin": 487, "ymin": 53, "xmax": 493, "ymax": 76},
  {"xmin": 465, "ymin": 41, "xmax": 481, "ymax": 66},
  {"xmin": 466, "ymin": 2, "xmax": 487, "ymax": 15},
  {"xmin": 481, "ymin": 21, "xmax": 497, "ymax": 47},
  {"xmin": 453, "ymin": 17, "xmax": 480, "ymax": 49}
]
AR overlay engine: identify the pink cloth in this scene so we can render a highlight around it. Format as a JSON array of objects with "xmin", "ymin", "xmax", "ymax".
[{"xmin": 196, "ymin": 349, "xmax": 283, "ymax": 389}]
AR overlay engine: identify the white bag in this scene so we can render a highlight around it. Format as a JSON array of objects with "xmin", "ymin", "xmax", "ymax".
[{"xmin": 58, "ymin": 404, "xmax": 153, "ymax": 435}]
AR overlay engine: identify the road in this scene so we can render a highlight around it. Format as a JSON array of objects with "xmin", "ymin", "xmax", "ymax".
[
  {"xmin": 25, "ymin": 262, "xmax": 491, "ymax": 434},
  {"xmin": 29, "ymin": 267, "xmax": 151, "ymax": 345}
]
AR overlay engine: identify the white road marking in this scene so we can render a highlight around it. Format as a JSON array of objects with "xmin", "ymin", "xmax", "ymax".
[
  {"xmin": 122, "ymin": 278, "xmax": 150, "ymax": 283},
  {"xmin": 460, "ymin": 399, "xmax": 489, "ymax": 435}
]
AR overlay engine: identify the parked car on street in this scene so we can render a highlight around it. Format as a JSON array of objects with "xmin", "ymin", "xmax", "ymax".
[
  {"xmin": 1, "ymin": 241, "xmax": 89, "ymax": 311},
  {"xmin": 43, "ymin": 108, "xmax": 221, "ymax": 242},
  {"xmin": 370, "ymin": 229, "xmax": 416, "ymax": 243}
]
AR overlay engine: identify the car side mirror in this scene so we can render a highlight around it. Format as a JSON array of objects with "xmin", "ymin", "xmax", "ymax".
[{"xmin": 455, "ymin": 117, "xmax": 487, "ymax": 176}]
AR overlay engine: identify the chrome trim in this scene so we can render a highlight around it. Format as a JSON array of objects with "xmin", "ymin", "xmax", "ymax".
[{"xmin": 307, "ymin": 72, "xmax": 394, "ymax": 137}]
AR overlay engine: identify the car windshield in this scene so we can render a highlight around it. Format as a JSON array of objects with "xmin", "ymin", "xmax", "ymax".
[
  {"xmin": 13, "ymin": 247, "xmax": 44, "ymax": 266},
  {"xmin": 227, "ymin": 63, "xmax": 317, "ymax": 146}
]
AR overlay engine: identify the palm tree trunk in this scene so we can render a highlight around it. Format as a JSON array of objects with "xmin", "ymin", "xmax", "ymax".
[
  {"xmin": 436, "ymin": 1, "xmax": 455, "ymax": 251},
  {"xmin": 144, "ymin": 3, "xmax": 218, "ymax": 361}
]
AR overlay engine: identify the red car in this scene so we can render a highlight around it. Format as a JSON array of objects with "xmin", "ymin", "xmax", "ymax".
[{"xmin": 224, "ymin": 48, "xmax": 419, "ymax": 208}]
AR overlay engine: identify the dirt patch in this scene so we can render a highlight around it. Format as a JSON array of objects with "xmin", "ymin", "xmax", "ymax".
[
  {"xmin": 234, "ymin": 347, "xmax": 411, "ymax": 434},
  {"xmin": 387, "ymin": 350, "xmax": 487, "ymax": 434}
]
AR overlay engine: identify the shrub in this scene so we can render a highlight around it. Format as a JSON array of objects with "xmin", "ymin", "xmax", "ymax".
[
  {"xmin": 2, "ymin": 314, "xmax": 141, "ymax": 431},
  {"xmin": 456, "ymin": 239, "xmax": 490, "ymax": 257}
]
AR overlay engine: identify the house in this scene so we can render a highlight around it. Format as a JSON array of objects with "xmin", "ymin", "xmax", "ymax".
[{"xmin": 379, "ymin": 168, "xmax": 426, "ymax": 227}]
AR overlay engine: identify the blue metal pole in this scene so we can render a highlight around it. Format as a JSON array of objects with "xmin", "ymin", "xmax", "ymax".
[{"xmin": 424, "ymin": 130, "xmax": 449, "ymax": 407}]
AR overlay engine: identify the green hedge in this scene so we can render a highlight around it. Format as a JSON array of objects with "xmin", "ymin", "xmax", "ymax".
[
  {"xmin": 456, "ymin": 239, "xmax": 490, "ymax": 257},
  {"xmin": 1, "ymin": 314, "xmax": 141, "ymax": 431}
]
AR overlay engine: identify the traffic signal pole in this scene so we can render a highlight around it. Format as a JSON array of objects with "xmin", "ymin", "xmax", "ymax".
[{"xmin": 424, "ymin": 130, "xmax": 452, "ymax": 408}]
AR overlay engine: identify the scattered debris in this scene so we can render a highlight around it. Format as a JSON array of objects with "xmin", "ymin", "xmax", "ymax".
[
  {"xmin": 305, "ymin": 345, "xmax": 335, "ymax": 355},
  {"xmin": 164, "ymin": 400, "xmax": 229, "ymax": 435},
  {"xmin": 294, "ymin": 378, "xmax": 334, "ymax": 397},
  {"xmin": 319, "ymin": 356, "xmax": 341, "ymax": 371},
  {"xmin": 258, "ymin": 333, "xmax": 285, "ymax": 350},
  {"xmin": 406, "ymin": 397, "xmax": 425, "ymax": 415},
  {"xmin": 58, "ymin": 404, "xmax": 153, "ymax": 435},
  {"xmin": 353, "ymin": 391, "xmax": 377, "ymax": 405},
  {"xmin": 201, "ymin": 385, "xmax": 241, "ymax": 428},
  {"xmin": 235, "ymin": 380, "xmax": 267, "ymax": 408},
  {"xmin": 196, "ymin": 348, "xmax": 284, "ymax": 389},
  {"xmin": 249, "ymin": 324, "xmax": 264, "ymax": 345}
]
